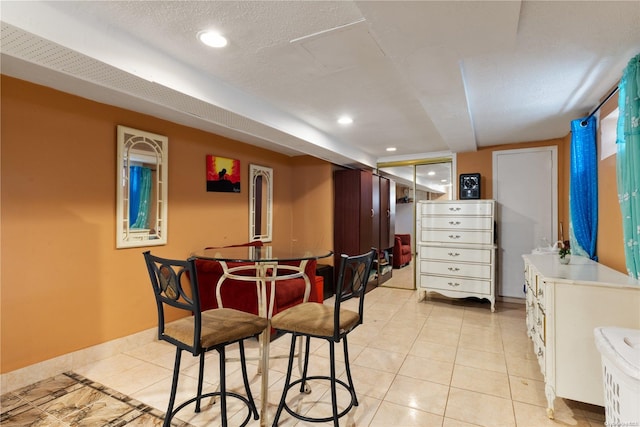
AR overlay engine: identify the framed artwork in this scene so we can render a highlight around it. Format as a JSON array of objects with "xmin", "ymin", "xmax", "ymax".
[
  {"xmin": 206, "ymin": 155, "xmax": 240, "ymax": 193},
  {"xmin": 459, "ymin": 173, "xmax": 481, "ymax": 199}
]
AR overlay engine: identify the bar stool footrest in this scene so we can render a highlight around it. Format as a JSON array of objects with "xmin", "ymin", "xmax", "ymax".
[
  {"xmin": 280, "ymin": 375, "xmax": 356, "ymax": 424},
  {"xmin": 167, "ymin": 391, "xmax": 258, "ymax": 427}
]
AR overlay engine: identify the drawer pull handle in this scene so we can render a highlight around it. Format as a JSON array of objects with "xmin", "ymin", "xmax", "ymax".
[
  {"xmin": 449, "ymin": 207, "xmax": 461, "ymax": 211},
  {"xmin": 448, "ymin": 267, "xmax": 460, "ymax": 272},
  {"xmin": 447, "ymin": 282, "xmax": 460, "ymax": 287},
  {"xmin": 531, "ymin": 327, "xmax": 536, "ymax": 335},
  {"xmin": 537, "ymin": 348, "xmax": 544, "ymax": 357},
  {"xmin": 448, "ymin": 235, "xmax": 461, "ymax": 239},
  {"xmin": 449, "ymin": 221, "xmax": 461, "ymax": 225},
  {"xmin": 538, "ymin": 289, "xmax": 544, "ymax": 296},
  {"xmin": 448, "ymin": 252, "xmax": 460, "ymax": 257}
]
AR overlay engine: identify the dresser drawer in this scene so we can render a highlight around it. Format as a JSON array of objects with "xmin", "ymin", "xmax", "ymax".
[
  {"xmin": 422, "ymin": 215, "xmax": 493, "ymax": 230},
  {"xmin": 420, "ymin": 260, "xmax": 492, "ymax": 279},
  {"xmin": 419, "ymin": 246, "xmax": 492, "ymax": 263},
  {"xmin": 419, "ymin": 274, "xmax": 492, "ymax": 295},
  {"xmin": 421, "ymin": 229, "xmax": 493, "ymax": 245},
  {"xmin": 534, "ymin": 340, "xmax": 545, "ymax": 376},
  {"xmin": 419, "ymin": 201, "xmax": 493, "ymax": 216},
  {"xmin": 536, "ymin": 305, "xmax": 546, "ymax": 344}
]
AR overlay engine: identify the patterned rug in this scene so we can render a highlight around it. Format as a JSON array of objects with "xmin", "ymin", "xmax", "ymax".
[{"xmin": 0, "ymin": 371, "xmax": 191, "ymax": 426}]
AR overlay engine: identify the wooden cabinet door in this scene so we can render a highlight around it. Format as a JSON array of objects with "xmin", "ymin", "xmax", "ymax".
[
  {"xmin": 371, "ymin": 173, "xmax": 380, "ymax": 252},
  {"xmin": 379, "ymin": 176, "xmax": 394, "ymax": 250},
  {"xmin": 334, "ymin": 169, "xmax": 374, "ymax": 256}
]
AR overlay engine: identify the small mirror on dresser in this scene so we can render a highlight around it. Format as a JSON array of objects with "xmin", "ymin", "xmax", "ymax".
[{"xmin": 116, "ymin": 126, "xmax": 168, "ymax": 248}]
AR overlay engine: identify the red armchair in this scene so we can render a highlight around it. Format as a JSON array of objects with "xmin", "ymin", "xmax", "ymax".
[
  {"xmin": 194, "ymin": 242, "xmax": 322, "ymax": 322},
  {"xmin": 393, "ymin": 234, "xmax": 412, "ymax": 268}
]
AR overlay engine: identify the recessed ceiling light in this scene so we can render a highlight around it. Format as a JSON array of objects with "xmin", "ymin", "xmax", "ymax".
[
  {"xmin": 386, "ymin": 147, "xmax": 397, "ymax": 152},
  {"xmin": 337, "ymin": 116, "xmax": 353, "ymax": 125},
  {"xmin": 198, "ymin": 30, "xmax": 228, "ymax": 48},
  {"xmin": 441, "ymin": 179, "xmax": 448, "ymax": 183}
]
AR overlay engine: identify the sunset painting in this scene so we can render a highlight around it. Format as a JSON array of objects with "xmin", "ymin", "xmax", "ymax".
[{"xmin": 206, "ymin": 155, "xmax": 240, "ymax": 193}]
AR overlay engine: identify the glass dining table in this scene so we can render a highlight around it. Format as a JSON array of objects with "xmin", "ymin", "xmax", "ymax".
[{"xmin": 192, "ymin": 245, "xmax": 333, "ymax": 426}]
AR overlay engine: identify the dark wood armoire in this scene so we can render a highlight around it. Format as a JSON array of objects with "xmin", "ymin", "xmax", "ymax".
[{"xmin": 333, "ymin": 169, "xmax": 395, "ymax": 291}]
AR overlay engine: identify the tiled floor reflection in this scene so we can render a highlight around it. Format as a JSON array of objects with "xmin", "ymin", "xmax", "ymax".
[{"xmin": 1, "ymin": 281, "xmax": 606, "ymax": 426}]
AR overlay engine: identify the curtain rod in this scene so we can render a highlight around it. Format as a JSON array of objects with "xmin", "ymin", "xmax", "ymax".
[{"xmin": 580, "ymin": 85, "xmax": 619, "ymax": 126}]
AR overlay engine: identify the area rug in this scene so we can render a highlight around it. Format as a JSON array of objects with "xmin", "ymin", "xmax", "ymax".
[{"xmin": 0, "ymin": 371, "xmax": 191, "ymax": 426}]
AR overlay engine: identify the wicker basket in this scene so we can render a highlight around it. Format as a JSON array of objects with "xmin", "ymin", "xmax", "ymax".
[{"xmin": 594, "ymin": 327, "xmax": 640, "ymax": 425}]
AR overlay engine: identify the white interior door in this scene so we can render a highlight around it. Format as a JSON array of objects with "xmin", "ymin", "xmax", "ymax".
[{"xmin": 493, "ymin": 147, "xmax": 557, "ymax": 299}]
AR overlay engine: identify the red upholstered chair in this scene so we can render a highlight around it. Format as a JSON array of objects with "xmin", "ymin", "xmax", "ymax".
[
  {"xmin": 194, "ymin": 242, "xmax": 321, "ymax": 331},
  {"xmin": 393, "ymin": 234, "xmax": 412, "ymax": 268}
]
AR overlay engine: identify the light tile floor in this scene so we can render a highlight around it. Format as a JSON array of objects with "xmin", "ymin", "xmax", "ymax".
[{"xmin": 2, "ymin": 271, "xmax": 606, "ymax": 426}]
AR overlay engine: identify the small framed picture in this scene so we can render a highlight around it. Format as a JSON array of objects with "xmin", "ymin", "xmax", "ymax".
[
  {"xmin": 206, "ymin": 155, "xmax": 240, "ymax": 193},
  {"xmin": 459, "ymin": 173, "xmax": 480, "ymax": 199}
]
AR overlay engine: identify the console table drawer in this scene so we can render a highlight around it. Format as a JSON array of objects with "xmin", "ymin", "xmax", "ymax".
[
  {"xmin": 420, "ymin": 260, "xmax": 491, "ymax": 279},
  {"xmin": 419, "ymin": 246, "xmax": 492, "ymax": 263},
  {"xmin": 419, "ymin": 275, "xmax": 491, "ymax": 295}
]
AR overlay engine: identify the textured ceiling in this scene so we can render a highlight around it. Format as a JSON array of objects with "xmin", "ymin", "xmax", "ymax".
[{"xmin": 1, "ymin": 1, "xmax": 639, "ymax": 170}]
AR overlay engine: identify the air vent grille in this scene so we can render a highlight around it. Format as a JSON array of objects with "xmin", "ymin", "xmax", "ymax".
[{"xmin": 1, "ymin": 22, "xmax": 312, "ymax": 157}]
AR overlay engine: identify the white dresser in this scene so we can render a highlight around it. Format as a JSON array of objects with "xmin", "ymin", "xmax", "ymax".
[
  {"xmin": 523, "ymin": 254, "xmax": 640, "ymax": 418},
  {"xmin": 416, "ymin": 200, "xmax": 496, "ymax": 311}
]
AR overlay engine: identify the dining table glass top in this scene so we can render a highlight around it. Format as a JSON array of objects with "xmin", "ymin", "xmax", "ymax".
[{"xmin": 192, "ymin": 245, "xmax": 333, "ymax": 263}]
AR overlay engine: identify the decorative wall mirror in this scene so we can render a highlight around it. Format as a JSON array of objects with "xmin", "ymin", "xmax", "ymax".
[
  {"xmin": 116, "ymin": 125, "xmax": 168, "ymax": 248},
  {"xmin": 249, "ymin": 164, "xmax": 273, "ymax": 242}
]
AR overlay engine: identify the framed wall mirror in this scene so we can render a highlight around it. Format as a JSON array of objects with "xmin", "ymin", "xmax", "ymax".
[
  {"xmin": 249, "ymin": 164, "xmax": 273, "ymax": 242},
  {"xmin": 116, "ymin": 125, "xmax": 168, "ymax": 248}
]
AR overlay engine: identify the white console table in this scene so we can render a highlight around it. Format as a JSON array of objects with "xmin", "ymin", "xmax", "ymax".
[{"xmin": 522, "ymin": 254, "xmax": 640, "ymax": 418}]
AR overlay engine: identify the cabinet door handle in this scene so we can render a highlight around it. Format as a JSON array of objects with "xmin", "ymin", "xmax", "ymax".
[
  {"xmin": 449, "ymin": 207, "xmax": 461, "ymax": 211},
  {"xmin": 448, "ymin": 252, "xmax": 460, "ymax": 257},
  {"xmin": 371, "ymin": 209, "xmax": 375, "ymax": 218},
  {"xmin": 387, "ymin": 209, "xmax": 390, "ymax": 218},
  {"xmin": 448, "ymin": 235, "xmax": 461, "ymax": 239},
  {"xmin": 447, "ymin": 282, "xmax": 460, "ymax": 287},
  {"xmin": 449, "ymin": 221, "xmax": 461, "ymax": 225},
  {"xmin": 448, "ymin": 267, "xmax": 460, "ymax": 272}
]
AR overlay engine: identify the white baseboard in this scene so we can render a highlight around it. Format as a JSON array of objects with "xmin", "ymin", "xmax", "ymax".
[{"xmin": 1, "ymin": 327, "xmax": 157, "ymax": 394}]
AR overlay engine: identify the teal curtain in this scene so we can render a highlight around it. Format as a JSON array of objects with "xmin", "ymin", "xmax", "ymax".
[
  {"xmin": 130, "ymin": 166, "xmax": 152, "ymax": 229},
  {"xmin": 569, "ymin": 115, "xmax": 598, "ymax": 260},
  {"xmin": 617, "ymin": 53, "xmax": 640, "ymax": 278}
]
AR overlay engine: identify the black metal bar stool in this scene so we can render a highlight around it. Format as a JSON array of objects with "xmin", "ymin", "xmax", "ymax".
[
  {"xmin": 270, "ymin": 249, "xmax": 376, "ymax": 426},
  {"xmin": 143, "ymin": 251, "xmax": 268, "ymax": 427}
]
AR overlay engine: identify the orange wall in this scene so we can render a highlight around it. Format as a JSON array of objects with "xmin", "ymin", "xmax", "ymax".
[
  {"xmin": 291, "ymin": 156, "xmax": 335, "ymax": 254},
  {"xmin": 457, "ymin": 132, "xmax": 625, "ymax": 274},
  {"xmin": 0, "ymin": 76, "xmax": 333, "ymax": 372},
  {"xmin": 597, "ymin": 92, "xmax": 625, "ymax": 273}
]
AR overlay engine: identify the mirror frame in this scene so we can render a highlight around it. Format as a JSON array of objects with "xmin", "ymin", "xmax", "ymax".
[
  {"xmin": 116, "ymin": 125, "xmax": 168, "ymax": 248},
  {"xmin": 249, "ymin": 164, "xmax": 273, "ymax": 242}
]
